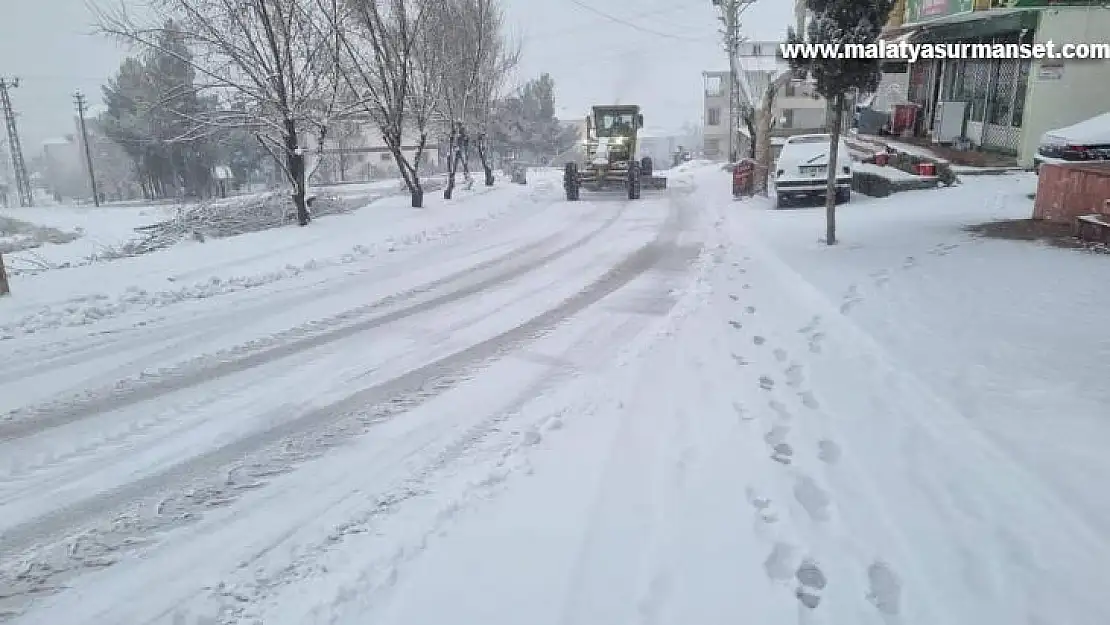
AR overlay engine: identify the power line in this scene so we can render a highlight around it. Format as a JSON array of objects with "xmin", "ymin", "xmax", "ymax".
[
  {"xmin": 530, "ymin": 4, "xmax": 697, "ymax": 41},
  {"xmin": 563, "ymin": 0, "xmax": 707, "ymax": 42}
]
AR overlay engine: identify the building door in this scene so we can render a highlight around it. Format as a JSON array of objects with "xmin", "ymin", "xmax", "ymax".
[{"xmin": 982, "ymin": 58, "xmax": 1028, "ymax": 154}]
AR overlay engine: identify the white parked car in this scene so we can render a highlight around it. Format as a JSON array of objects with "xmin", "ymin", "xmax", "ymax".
[
  {"xmin": 772, "ymin": 134, "xmax": 854, "ymax": 208},
  {"xmin": 1034, "ymin": 111, "xmax": 1110, "ymax": 171}
]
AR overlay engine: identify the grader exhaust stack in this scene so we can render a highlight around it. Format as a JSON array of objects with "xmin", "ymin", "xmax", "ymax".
[{"xmin": 563, "ymin": 105, "xmax": 668, "ymax": 201}]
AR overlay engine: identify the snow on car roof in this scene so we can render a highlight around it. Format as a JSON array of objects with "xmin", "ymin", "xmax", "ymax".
[{"xmin": 1042, "ymin": 112, "xmax": 1110, "ymax": 145}]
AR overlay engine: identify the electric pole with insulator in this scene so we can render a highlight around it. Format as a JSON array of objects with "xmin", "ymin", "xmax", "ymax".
[
  {"xmin": 73, "ymin": 90, "xmax": 101, "ymax": 207},
  {"xmin": 0, "ymin": 77, "xmax": 33, "ymax": 207}
]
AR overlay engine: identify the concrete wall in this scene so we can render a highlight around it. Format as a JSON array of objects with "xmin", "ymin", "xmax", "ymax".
[
  {"xmin": 1033, "ymin": 162, "xmax": 1110, "ymax": 223},
  {"xmin": 1019, "ymin": 6, "xmax": 1110, "ymax": 167}
]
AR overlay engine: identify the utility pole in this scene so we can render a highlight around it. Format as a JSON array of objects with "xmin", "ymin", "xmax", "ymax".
[
  {"xmin": 73, "ymin": 90, "xmax": 101, "ymax": 207},
  {"xmin": 0, "ymin": 77, "xmax": 33, "ymax": 207},
  {"xmin": 712, "ymin": 0, "xmax": 752, "ymax": 163}
]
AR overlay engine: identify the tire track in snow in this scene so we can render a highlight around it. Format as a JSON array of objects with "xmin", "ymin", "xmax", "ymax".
[
  {"xmin": 0, "ymin": 180, "xmax": 570, "ymax": 379},
  {"xmin": 0, "ymin": 203, "xmax": 629, "ymax": 440},
  {"xmin": 0, "ymin": 253, "xmax": 617, "ymax": 508},
  {"xmin": 0, "ymin": 196, "xmax": 700, "ymax": 619},
  {"xmin": 0, "ymin": 237, "xmax": 517, "ymax": 388},
  {"xmin": 0, "ymin": 180, "xmax": 551, "ymax": 342},
  {"xmin": 221, "ymin": 312, "xmax": 661, "ymax": 625}
]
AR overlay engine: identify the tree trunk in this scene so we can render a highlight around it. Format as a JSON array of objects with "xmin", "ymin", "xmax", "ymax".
[
  {"xmin": 744, "ymin": 115, "xmax": 758, "ymax": 159},
  {"xmin": 823, "ymin": 94, "xmax": 845, "ymax": 246},
  {"xmin": 283, "ymin": 119, "xmax": 309, "ymax": 226},
  {"xmin": 444, "ymin": 124, "xmax": 459, "ymax": 200},
  {"xmin": 477, "ymin": 135, "xmax": 494, "ymax": 186},
  {"xmin": 0, "ymin": 253, "xmax": 10, "ymax": 297},
  {"xmin": 755, "ymin": 94, "xmax": 775, "ymax": 196}
]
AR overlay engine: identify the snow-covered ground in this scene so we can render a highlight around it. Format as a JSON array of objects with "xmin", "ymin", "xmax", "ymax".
[{"xmin": 2, "ymin": 166, "xmax": 1108, "ymax": 625}]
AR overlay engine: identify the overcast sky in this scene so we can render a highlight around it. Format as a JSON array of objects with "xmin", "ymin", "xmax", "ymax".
[{"xmin": 1, "ymin": 0, "xmax": 793, "ymax": 152}]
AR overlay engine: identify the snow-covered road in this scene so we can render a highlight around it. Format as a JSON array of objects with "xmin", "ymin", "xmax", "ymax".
[
  {"xmin": 3, "ymin": 165, "xmax": 1109, "ymax": 625},
  {"xmin": 0, "ymin": 170, "xmax": 708, "ymax": 623}
]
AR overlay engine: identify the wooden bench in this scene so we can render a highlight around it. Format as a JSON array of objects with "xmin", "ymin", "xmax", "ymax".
[{"xmin": 1076, "ymin": 211, "xmax": 1110, "ymax": 243}]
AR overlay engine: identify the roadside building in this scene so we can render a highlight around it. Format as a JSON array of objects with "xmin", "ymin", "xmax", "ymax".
[
  {"xmin": 878, "ymin": 0, "xmax": 1110, "ymax": 167},
  {"xmin": 704, "ymin": 41, "xmax": 841, "ymax": 160}
]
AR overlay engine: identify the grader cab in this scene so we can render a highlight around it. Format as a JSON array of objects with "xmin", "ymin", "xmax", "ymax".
[{"xmin": 563, "ymin": 105, "xmax": 667, "ymax": 201}]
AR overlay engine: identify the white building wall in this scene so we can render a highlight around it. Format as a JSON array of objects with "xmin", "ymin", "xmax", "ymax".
[
  {"xmin": 1018, "ymin": 6, "xmax": 1110, "ymax": 167},
  {"xmin": 306, "ymin": 118, "xmax": 441, "ymax": 182}
]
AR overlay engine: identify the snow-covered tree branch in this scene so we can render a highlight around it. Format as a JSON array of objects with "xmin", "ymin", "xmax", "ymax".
[
  {"xmin": 435, "ymin": 0, "xmax": 519, "ymax": 198},
  {"xmin": 330, "ymin": 0, "xmax": 430, "ymax": 207},
  {"xmin": 95, "ymin": 0, "xmax": 343, "ymax": 225}
]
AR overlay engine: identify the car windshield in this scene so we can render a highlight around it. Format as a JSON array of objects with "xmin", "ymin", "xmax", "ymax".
[{"xmin": 595, "ymin": 112, "xmax": 636, "ymax": 137}]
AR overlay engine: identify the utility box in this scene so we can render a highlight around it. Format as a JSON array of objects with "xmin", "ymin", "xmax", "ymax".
[{"xmin": 932, "ymin": 101, "xmax": 967, "ymax": 144}]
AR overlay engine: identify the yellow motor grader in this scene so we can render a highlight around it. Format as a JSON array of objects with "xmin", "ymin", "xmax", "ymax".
[{"xmin": 563, "ymin": 105, "xmax": 667, "ymax": 201}]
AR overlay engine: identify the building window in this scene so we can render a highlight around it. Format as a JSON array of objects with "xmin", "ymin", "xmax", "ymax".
[
  {"xmin": 705, "ymin": 75, "xmax": 723, "ymax": 97},
  {"xmin": 705, "ymin": 138, "xmax": 720, "ymax": 156},
  {"xmin": 380, "ymin": 153, "xmax": 391, "ymax": 161},
  {"xmin": 707, "ymin": 107, "xmax": 721, "ymax": 126},
  {"xmin": 782, "ymin": 109, "xmax": 794, "ymax": 128},
  {"xmin": 785, "ymin": 82, "xmax": 796, "ymax": 97}
]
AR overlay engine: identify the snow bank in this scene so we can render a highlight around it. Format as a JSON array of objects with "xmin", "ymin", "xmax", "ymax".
[
  {"xmin": 0, "ymin": 216, "xmax": 81, "ymax": 255},
  {"xmin": 0, "ymin": 175, "xmax": 553, "ymax": 340},
  {"xmin": 1, "ymin": 204, "xmax": 170, "ymax": 273}
]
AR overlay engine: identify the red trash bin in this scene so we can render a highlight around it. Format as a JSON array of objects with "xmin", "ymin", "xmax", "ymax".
[{"xmin": 733, "ymin": 159, "xmax": 756, "ymax": 198}]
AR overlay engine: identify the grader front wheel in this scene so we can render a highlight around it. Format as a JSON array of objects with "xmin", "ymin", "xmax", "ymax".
[
  {"xmin": 627, "ymin": 162, "xmax": 642, "ymax": 200},
  {"xmin": 564, "ymin": 162, "xmax": 580, "ymax": 201}
]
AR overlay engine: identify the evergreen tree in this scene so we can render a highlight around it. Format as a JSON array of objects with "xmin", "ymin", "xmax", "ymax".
[
  {"xmin": 786, "ymin": 0, "xmax": 894, "ymax": 245},
  {"xmin": 490, "ymin": 73, "xmax": 578, "ymax": 164},
  {"xmin": 101, "ymin": 21, "xmax": 217, "ymax": 199}
]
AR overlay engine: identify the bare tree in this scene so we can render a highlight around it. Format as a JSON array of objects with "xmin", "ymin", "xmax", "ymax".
[
  {"xmin": 333, "ymin": 0, "xmax": 432, "ymax": 208},
  {"xmin": 96, "ymin": 0, "xmax": 343, "ymax": 226},
  {"xmin": 753, "ymin": 70, "xmax": 793, "ymax": 195},
  {"xmin": 436, "ymin": 0, "xmax": 518, "ymax": 199}
]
